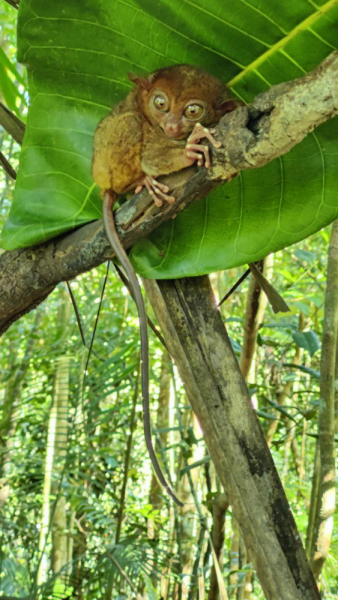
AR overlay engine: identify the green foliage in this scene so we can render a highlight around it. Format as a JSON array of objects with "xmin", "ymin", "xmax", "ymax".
[
  {"xmin": 0, "ymin": 46, "xmax": 26, "ymax": 113},
  {"xmin": 0, "ymin": 1, "xmax": 27, "ymax": 116},
  {"xmin": 0, "ymin": 272, "xmax": 176, "ymax": 599},
  {"xmin": 1, "ymin": 2, "xmax": 338, "ymax": 599},
  {"xmin": 2, "ymin": 231, "xmax": 338, "ymax": 597},
  {"xmin": 1, "ymin": 0, "xmax": 338, "ymax": 281}
]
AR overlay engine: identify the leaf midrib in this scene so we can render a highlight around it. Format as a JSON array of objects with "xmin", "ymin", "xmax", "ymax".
[{"xmin": 227, "ymin": 0, "xmax": 338, "ymax": 87}]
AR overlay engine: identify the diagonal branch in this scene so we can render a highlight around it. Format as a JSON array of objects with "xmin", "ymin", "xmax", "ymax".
[
  {"xmin": 0, "ymin": 151, "xmax": 17, "ymax": 180},
  {"xmin": 0, "ymin": 101, "xmax": 25, "ymax": 145},
  {"xmin": 0, "ymin": 51, "xmax": 337, "ymax": 335},
  {"xmin": 4, "ymin": 0, "xmax": 20, "ymax": 8}
]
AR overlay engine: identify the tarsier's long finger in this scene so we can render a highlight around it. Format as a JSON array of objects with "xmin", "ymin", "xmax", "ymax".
[
  {"xmin": 188, "ymin": 123, "xmax": 221, "ymax": 149},
  {"xmin": 150, "ymin": 179, "xmax": 175, "ymax": 203},
  {"xmin": 186, "ymin": 143, "xmax": 211, "ymax": 168},
  {"xmin": 186, "ymin": 150, "xmax": 204, "ymax": 167},
  {"xmin": 144, "ymin": 177, "xmax": 175, "ymax": 207},
  {"xmin": 152, "ymin": 180, "xmax": 170, "ymax": 193},
  {"xmin": 153, "ymin": 186, "xmax": 175, "ymax": 204},
  {"xmin": 144, "ymin": 179, "xmax": 163, "ymax": 207},
  {"xmin": 135, "ymin": 180, "xmax": 169, "ymax": 196}
]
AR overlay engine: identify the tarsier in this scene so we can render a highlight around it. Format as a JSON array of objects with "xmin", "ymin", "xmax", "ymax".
[{"xmin": 92, "ymin": 64, "xmax": 239, "ymax": 505}]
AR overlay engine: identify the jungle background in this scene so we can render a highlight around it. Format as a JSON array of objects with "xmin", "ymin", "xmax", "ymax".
[{"xmin": 0, "ymin": 0, "xmax": 338, "ymax": 599}]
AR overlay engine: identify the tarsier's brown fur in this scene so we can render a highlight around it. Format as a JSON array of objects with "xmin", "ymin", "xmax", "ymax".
[
  {"xmin": 92, "ymin": 64, "xmax": 238, "ymax": 199},
  {"xmin": 92, "ymin": 65, "xmax": 239, "ymax": 505}
]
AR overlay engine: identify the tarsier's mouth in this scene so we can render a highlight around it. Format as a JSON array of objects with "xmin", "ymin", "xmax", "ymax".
[{"xmin": 161, "ymin": 126, "xmax": 188, "ymax": 141}]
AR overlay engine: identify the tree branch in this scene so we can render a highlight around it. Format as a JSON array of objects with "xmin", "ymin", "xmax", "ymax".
[
  {"xmin": 0, "ymin": 101, "xmax": 25, "ymax": 145},
  {"xmin": 4, "ymin": 0, "xmax": 20, "ymax": 8},
  {"xmin": 0, "ymin": 51, "xmax": 337, "ymax": 334},
  {"xmin": 0, "ymin": 150, "xmax": 17, "ymax": 180}
]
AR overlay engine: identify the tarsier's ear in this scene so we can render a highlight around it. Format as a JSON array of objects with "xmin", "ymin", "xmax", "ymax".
[
  {"xmin": 217, "ymin": 98, "xmax": 244, "ymax": 113},
  {"xmin": 128, "ymin": 72, "xmax": 153, "ymax": 91}
]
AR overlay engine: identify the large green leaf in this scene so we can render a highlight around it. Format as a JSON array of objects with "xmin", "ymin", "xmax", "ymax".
[{"xmin": 1, "ymin": 0, "xmax": 338, "ymax": 279}]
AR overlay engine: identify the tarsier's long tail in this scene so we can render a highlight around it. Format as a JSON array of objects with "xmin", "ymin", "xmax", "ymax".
[{"xmin": 103, "ymin": 192, "xmax": 183, "ymax": 507}]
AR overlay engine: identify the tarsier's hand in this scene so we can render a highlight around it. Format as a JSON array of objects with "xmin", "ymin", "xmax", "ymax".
[
  {"xmin": 184, "ymin": 123, "xmax": 221, "ymax": 169},
  {"xmin": 134, "ymin": 124, "xmax": 222, "ymax": 207}
]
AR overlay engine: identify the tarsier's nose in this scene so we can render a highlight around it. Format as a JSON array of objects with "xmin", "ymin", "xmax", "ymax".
[{"xmin": 165, "ymin": 121, "xmax": 181, "ymax": 138}]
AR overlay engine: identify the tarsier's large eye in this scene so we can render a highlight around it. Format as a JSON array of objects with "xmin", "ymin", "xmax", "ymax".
[
  {"xmin": 184, "ymin": 104, "xmax": 204, "ymax": 120},
  {"xmin": 153, "ymin": 95, "xmax": 169, "ymax": 112}
]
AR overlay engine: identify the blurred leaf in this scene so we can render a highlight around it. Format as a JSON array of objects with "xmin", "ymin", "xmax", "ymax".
[
  {"xmin": 292, "ymin": 329, "xmax": 320, "ymax": 356},
  {"xmin": 263, "ymin": 397, "xmax": 298, "ymax": 422},
  {"xmin": 0, "ymin": 46, "xmax": 27, "ymax": 115},
  {"xmin": 282, "ymin": 363, "xmax": 320, "ymax": 379},
  {"xmin": 293, "ymin": 301, "xmax": 311, "ymax": 316},
  {"xmin": 293, "ymin": 249, "xmax": 317, "ymax": 263},
  {"xmin": 229, "ymin": 336, "xmax": 242, "ymax": 355},
  {"xmin": 180, "ymin": 456, "xmax": 211, "ymax": 476},
  {"xmin": 1, "ymin": 0, "xmax": 337, "ymax": 283},
  {"xmin": 0, "ymin": 46, "xmax": 26, "ymax": 85},
  {"xmin": 256, "ymin": 410, "xmax": 277, "ymax": 421},
  {"xmin": 144, "ymin": 574, "xmax": 159, "ymax": 600},
  {"xmin": 185, "ymin": 425, "xmax": 199, "ymax": 447},
  {"xmin": 257, "ymin": 334, "xmax": 280, "ymax": 347}
]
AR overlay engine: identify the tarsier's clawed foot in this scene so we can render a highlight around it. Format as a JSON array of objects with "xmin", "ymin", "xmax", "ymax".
[
  {"xmin": 135, "ymin": 176, "xmax": 175, "ymax": 208},
  {"xmin": 185, "ymin": 123, "xmax": 221, "ymax": 169}
]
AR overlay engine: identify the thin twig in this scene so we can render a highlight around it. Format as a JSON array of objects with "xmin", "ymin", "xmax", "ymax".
[
  {"xmin": 105, "ymin": 551, "xmax": 141, "ymax": 597},
  {"xmin": 66, "ymin": 280, "xmax": 86, "ymax": 346},
  {"xmin": 84, "ymin": 262, "xmax": 110, "ymax": 374},
  {"xmin": 115, "ymin": 362, "xmax": 140, "ymax": 545},
  {"xmin": 218, "ymin": 268, "xmax": 251, "ymax": 307},
  {"xmin": 0, "ymin": 102, "xmax": 25, "ymax": 144}
]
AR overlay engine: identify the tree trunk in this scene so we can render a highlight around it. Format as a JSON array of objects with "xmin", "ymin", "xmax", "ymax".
[
  {"xmin": 51, "ymin": 294, "xmax": 71, "ymax": 581},
  {"xmin": 239, "ymin": 258, "xmax": 269, "ymax": 380},
  {"xmin": 37, "ymin": 381, "xmax": 58, "ymax": 586},
  {"xmin": 266, "ymin": 314, "xmax": 303, "ymax": 447},
  {"xmin": 308, "ymin": 220, "xmax": 338, "ymax": 578},
  {"xmin": 306, "ymin": 443, "xmax": 321, "ymax": 558},
  {"xmin": 144, "ymin": 276, "xmax": 320, "ymax": 600},
  {"xmin": 208, "ymin": 493, "xmax": 228, "ymax": 600},
  {"xmin": 37, "ymin": 290, "xmax": 71, "ymax": 585}
]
